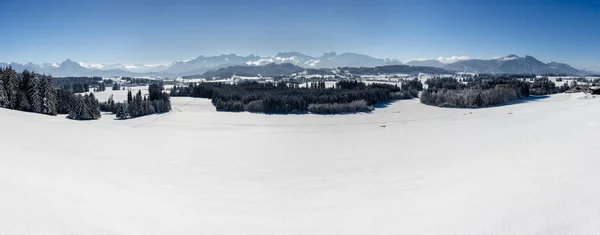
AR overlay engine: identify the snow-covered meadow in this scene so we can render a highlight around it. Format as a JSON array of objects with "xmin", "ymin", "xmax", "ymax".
[{"xmin": 1, "ymin": 91, "xmax": 600, "ymax": 234}]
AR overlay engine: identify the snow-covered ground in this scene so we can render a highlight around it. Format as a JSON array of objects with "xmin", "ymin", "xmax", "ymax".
[{"xmin": 1, "ymin": 93, "xmax": 600, "ymax": 234}]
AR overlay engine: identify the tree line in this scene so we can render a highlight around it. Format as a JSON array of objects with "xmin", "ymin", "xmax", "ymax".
[
  {"xmin": 170, "ymin": 80, "xmax": 421, "ymax": 114},
  {"xmin": 0, "ymin": 67, "xmax": 103, "ymax": 120},
  {"xmin": 420, "ymin": 75, "xmax": 570, "ymax": 108},
  {"xmin": 0, "ymin": 67, "xmax": 58, "ymax": 115}
]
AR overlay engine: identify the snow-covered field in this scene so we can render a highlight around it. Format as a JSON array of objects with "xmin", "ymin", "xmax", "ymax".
[{"xmin": 1, "ymin": 93, "xmax": 600, "ymax": 234}]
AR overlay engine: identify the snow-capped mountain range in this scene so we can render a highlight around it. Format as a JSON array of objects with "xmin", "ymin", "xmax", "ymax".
[
  {"xmin": 0, "ymin": 53, "xmax": 587, "ymax": 77},
  {"xmin": 0, "ymin": 52, "xmax": 403, "ymax": 77}
]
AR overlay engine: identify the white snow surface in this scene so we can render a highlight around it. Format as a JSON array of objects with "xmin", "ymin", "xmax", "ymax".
[
  {"xmin": 78, "ymin": 62, "xmax": 105, "ymax": 69},
  {"xmin": 246, "ymin": 56, "xmax": 314, "ymax": 67},
  {"xmin": 501, "ymin": 55, "xmax": 520, "ymax": 61},
  {"xmin": 1, "ymin": 93, "xmax": 600, "ymax": 234}
]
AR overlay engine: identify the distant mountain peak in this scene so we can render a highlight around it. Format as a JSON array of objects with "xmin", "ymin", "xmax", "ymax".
[
  {"xmin": 406, "ymin": 59, "xmax": 446, "ymax": 68},
  {"xmin": 445, "ymin": 54, "xmax": 582, "ymax": 74},
  {"xmin": 323, "ymin": 52, "xmax": 337, "ymax": 58},
  {"xmin": 275, "ymin": 52, "xmax": 312, "ymax": 59}
]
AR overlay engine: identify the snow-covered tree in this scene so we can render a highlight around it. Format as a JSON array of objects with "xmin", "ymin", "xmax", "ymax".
[
  {"xmin": 68, "ymin": 94, "xmax": 101, "ymax": 120},
  {"xmin": 0, "ymin": 68, "xmax": 6, "ymax": 107},
  {"xmin": 5, "ymin": 68, "xmax": 19, "ymax": 109}
]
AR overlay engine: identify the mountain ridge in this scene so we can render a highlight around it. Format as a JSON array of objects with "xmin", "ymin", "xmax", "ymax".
[{"xmin": 0, "ymin": 54, "xmax": 587, "ymax": 77}]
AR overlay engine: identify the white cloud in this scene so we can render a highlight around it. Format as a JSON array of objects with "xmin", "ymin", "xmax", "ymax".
[{"xmin": 437, "ymin": 56, "xmax": 470, "ymax": 63}]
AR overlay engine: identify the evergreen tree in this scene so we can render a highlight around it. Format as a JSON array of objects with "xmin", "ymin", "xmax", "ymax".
[
  {"xmin": 107, "ymin": 94, "xmax": 115, "ymax": 112},
  {"xmin": 18, "ymin": 93, "xmax": 30, "ymax": 111},
  {"xmin": 115, "ymin": 102, "xmax": 128, "ymax": 119},
  {"xmin": 39, "ymin": 75, "xmax": 57, "ymax": 115},
  {"xmin": 67, "ymin": 94, "xmax": 100, "ymax": 120},
  {"xmin": 18, "ymin": 70, "xmax": 33, "ymax": 111},
  {"xmin": 56, "ymin": 88, "xmax": 74, "ymax": 114},
  {"xmin": 68, "ymin": 95, "xmax": 86, "ymax": 120},
  {"xmin": 128, "ymin": 90, "xmax": 143, "ymax": 117},
  {"xmin": 86, "ymin": 93, "xmax": 101, "ymax": 119},
  {"xmin": 27, "ymin": 73, "xmax": 42, "ymax": 113},
  {"xmin": 127, "ymin": 90, "xmax": 133, "ymax": 104},
  {"xmin": 0, "ymin": 68, "xmax": 6, "ymax": 107},
  {"xmin": 1, "ymin": 67, "xmax": 18, "ymax": 109}
]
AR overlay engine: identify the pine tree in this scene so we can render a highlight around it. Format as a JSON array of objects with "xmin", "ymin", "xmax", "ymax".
[
  {"xmin": 127, "ymin": 90, "xmax": 133, "ymax": 104},
  {"xmin": 18, "ymin": 93, "xmax": 30, "ymax": 111},
  {"xmin": 28, "ymin": 73, "xmax": 42, "ymax": 113},
  {"xmin": 116, "ymin": 102, "xmax": 128, "ymax": 119},
  {"xmin": 68, "ymin": 94, "xmax": 99, "ymax": 120},
  {"xmin": 0, "ymin": 68, "xmax": 7, "ymax": 107},
  {"xmin": 39, "ymin": 75, "xmax": 56, "ymax": 115},
  {"xmin": 128, "ymin": 90, "xmax": 143, "ymax": 117},
  {"xmin": 56, "ymin": 88, "xmax": 74, "ymax": 114},
  {"xmin": 68, "ymin": 95, "xmax": 84, "ymax": 120},
  {"xmin": 1, "ymin": 67, "xmax": 18, "ymax": 109},
  {"xmin": 86, "ymin": 93, "xmax": 101, "ymax": 119},
  {"xmin": 107, "ymin": 94, "xmax": 115, "ymax": 112}
]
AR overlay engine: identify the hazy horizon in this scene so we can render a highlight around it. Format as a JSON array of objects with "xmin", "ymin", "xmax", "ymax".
[{"xmin": 1, "ymin": 0, "xmax": 599, "ymax": 70}]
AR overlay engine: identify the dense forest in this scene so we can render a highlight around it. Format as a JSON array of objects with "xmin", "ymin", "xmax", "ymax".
[
  {"xmin": 0, "ymin": 68, "xmax": 58, "ymax": 115},
  {"xmin": 170, "ymin": 79, "xmax": 422, "ymax": 114},
  {"xmin": 420, "ymin": 75, "xmax": 572, "ymax": 108},
  {"xmin": 0, "ymin": 67, "xmax": 101, "ymax": 119},
  {"xmin": 1, "ymin": 67, "xmax": 170, "ymax": 120}
]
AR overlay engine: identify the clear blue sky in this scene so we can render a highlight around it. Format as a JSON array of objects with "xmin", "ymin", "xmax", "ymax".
[{"xmin": 1, "ymin": 0, "xmax": 599, "ymax": 69}]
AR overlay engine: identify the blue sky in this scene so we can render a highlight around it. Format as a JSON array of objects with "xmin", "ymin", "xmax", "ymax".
[{"xmin": 1, "ymin": 0, "xmax": 599, "ymax": 69}]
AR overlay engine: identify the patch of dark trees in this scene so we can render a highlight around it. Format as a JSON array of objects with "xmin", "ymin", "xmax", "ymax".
[
  {"xmin": 170, "ymin": 80, "xmax": 422, "ymax": 114},
  {"xmin": 53, "ymin": 76, "xmax": 102, "ymax": 88},
  {"xmin": 183, "ymin": 63, "xmax": 306, "ymax": 79},
  {"xmin": 420, "ymin": 75, "xmax": 571, "ymax": 108},
  {"xmin": 338, "ymin": 65, "xmax": 452, "ymax": 75},
  {"xmin": 477, "ymin": 73, "xmax": 537, "ymax": 79},
  {"xmin": 306, "ymin": 68, "xmax": 336, "ymax": 76},
  {"xmin": 112, "ymin": 82, "xmax": 122, "ymax": 90},
  {"xmin": 122, "ymin": 77, "xmax": 155, "ymax": 86},
  {"xmin": 540, "ymin": 73, "xmax": 574, "ymax": 77},
  {"xmin": 99, "ymin": 83, "xmax": 171, "ymax": 119}
]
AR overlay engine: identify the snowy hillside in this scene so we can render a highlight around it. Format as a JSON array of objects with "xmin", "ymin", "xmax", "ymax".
[{"xmin": 1, "ymin": 91, "xmax": 600, "ymax": 234}]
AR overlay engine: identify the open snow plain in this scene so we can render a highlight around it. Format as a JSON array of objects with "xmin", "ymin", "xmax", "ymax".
[{"xmin": 1, "ymin": 92, "xmax": 600, "ymax": 234}]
